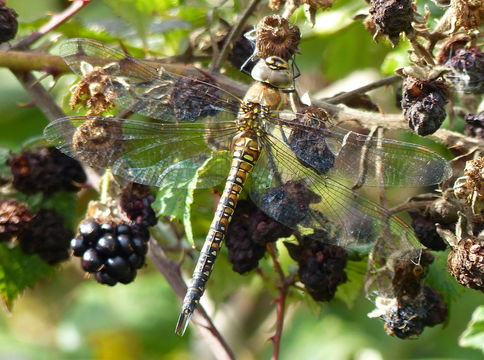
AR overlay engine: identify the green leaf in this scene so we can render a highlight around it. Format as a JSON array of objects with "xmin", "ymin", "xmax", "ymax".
[
  {"xmin": 459, "ymin": 306, "xmax": 484, "ymax": 353},
  {"xmin": 380, "ymin": 44, "xmax": 410, "ymax": 75},
  {"xmin": 183, "ymin": 151, "xmax": 231, "ymax": 245},
  {"xmin": 335, "ymin": 259, "xmax": 367, "ymax": 308},
  {"xmin": 0, "ymin": 244, "xmax": 55, "ymax": 311},
  {"xmin": 426, "ymin": 251, "xmax": 465, "ymax": 307}
]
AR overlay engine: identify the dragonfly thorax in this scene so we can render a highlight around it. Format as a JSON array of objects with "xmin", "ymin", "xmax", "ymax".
[{"xmin": 237, "ymin": 101, "xmax": 272, "ymax": 137}]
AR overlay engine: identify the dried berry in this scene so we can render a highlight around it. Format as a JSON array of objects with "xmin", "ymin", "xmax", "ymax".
[
  {"xmin": 255, "ymin": 15, "xmax": 300, "ymax": 61},
  {"xmin": 72, "ymin": 219, "xmax": 150, "ymax": 286},
  {"xmin": 286, "ymin": 235, "xmax": 347, "ymax": 302},
  {"xmin": 409, "ymin": 211, "xmax": 447, "ymax": 251},
  {"xmin": 169, "ymin": 72, "xmax": 222, "ymax": 121},
  {"xmin": 226, "ymin": 199, "xmax": 293, "ymax": 274},
  {"xmin": 120, "ymin": 183, "xmax": 157, "ymax": 227},
  {"xmin": 447, "ymin": 236, "xmax": 484, "ymax": 291},
  {"xmin": 288, "ymin": 108, "xmax": 335, "ymax": 175},
  {"xmin": 18, "ymin": 209, "xmax": 72, "ymax": 265},
  {"xmin": 0, "ymin": 3, "xmax": 18, "ymax": 43},
  {"xmin": 0, "ymin": 198, "xmax": 34, "ymax": 242},
  {"xmin": 422, "ymin": 285, "xmax": 448, "ymax": 327},
  {"xmin": 401, "ymin": 78, "xmax": 449, "ymax": 136},
  {"xmin": 369, "ymin": 0, "xmax": 416, "ymax": 45},
  {"xmin": 464, "ymin": 112, "xmax": 484, "ymax": 140},
  {"xmin": 446, "ymin": 48, "xmax": 484, "ymax": 94},
  {"xmin": 436, "ymin": 34, "xmax": 471, "ymax": 65},
  {"xmin": 227, "ymin": 26, "xmax": 256, "ymax": 72},
  {"xmin": 8, "ymin": 147, "xmax": 86, "ymax": 196}
]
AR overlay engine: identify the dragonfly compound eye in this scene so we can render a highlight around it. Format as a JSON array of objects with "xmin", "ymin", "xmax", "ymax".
[{"xmin": 250, "ymin": 58, "xmax": 293, "ymax": 89}]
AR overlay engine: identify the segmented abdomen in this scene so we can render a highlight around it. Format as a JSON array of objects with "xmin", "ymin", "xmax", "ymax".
[{"xmin": 176, "ymin": 131, "xmax": 261, "ymax": 335}]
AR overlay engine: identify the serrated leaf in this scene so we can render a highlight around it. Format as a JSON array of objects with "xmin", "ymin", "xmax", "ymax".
[
  {"xmin": 335, "ymin": 259, "xmax": 367, "ymax": 308},
  {"xmin": 459, "ymin": 306, "xmax": 484, "ymax": 353},
  {"xmin": 0, "ymin": 244, "xmax": 55, "ymax": 311}
]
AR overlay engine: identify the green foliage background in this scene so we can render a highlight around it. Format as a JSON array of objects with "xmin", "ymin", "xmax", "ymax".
[{"xmin": 0, "ymin": 0, "xmax": 482, "ymax": 359}]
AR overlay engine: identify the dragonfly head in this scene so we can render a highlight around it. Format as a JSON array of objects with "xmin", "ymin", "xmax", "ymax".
[{"xmin": 251, "ymin": 56, "xmax": 293, "ymax": 89}]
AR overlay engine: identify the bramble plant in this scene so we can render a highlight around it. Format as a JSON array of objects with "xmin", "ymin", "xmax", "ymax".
[{"xmin": 0, "ymin": 0, "xmax": 482, "ymax": 359}]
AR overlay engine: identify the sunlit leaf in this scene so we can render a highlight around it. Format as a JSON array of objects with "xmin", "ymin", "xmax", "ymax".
[{"xmin": 459, "ymin": 306, "xmax": 484, "ymax": 353}]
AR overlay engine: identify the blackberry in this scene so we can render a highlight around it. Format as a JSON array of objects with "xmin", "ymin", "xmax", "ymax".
[
  {"xmin": 288, "ymin": 108, "xmax": 335, "ymax": 175},
  {"xmin": 8, "ymin": 147, "xmax": 86, "ymax": 196},
  {"xmin": 464, "ymin": 112, "xmax": 484, "ymax": 140},
  {"xmin": 0, "ymin": 198, "xmax": 34, "ymax": 242},
  {"xmin": 375, "ymin": 285, "xmax": 447, "ymax": 339},
  {"xmin": 226, "ymin": 199, "xmax": 293, "ymax": 274},
  {"xmin": 18, "ymin": 209, "xmax": 72, "ymax": 265},
  {"xmin": 401, "ymin": 78, "xmax": 449, "ymax": 136},
  {"xmin": 168, "ymin": 73, "xmax": 222, "ymax": 121},
  {"xmin": 120, "ymin": 183, "xmax": 157, "ymax": 227},
  {"xmin": 0, "ymin": 3, "xmax": 18, "ymax": 43},
  {"xmin": 409, "ymin": 211, "xmax": 447, "ymax": 251},
  {"xmin": 447, "ymin": 236, "xmax": 484, "ymax": 292},
  {"xmin": 261, "ymin": 180, "xmax": 321, "ymax": 228},
  {"xmin": 369, "ymin": 0, "xmax": 415, "ymax": 46},
  {"xmin": 285, "ymin": 235, "xmax": 347, "ymax": 302},
  {"xmin": 446, "ymin": 48, "xmax": 484, "ymax": 94},
  {"xmin": 71, "ymin": 219, "xmax": 150, "ymax": 286}
]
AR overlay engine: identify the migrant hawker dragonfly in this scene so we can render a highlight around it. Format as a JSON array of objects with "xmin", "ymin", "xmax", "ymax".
[{"xmin": 44, "ymin": 38, "xmax": 452, "ymax": 335}]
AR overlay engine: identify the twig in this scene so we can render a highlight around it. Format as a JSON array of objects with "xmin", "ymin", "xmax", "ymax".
[
  {"xmin": 324, "ymin": 75, "xmax": 401, "ymax": 104},
  {"xmin": 11, "ymin": 71, "xmax": 65, "ymax": 121},
  {"xmin": 210, "ymin": 0, "xmax": 261, "ymax": 72},
  {"xmin": 266, "ymin": 243, "xmax": 292, "ymax": 360},
  {"xmin": 1, "ymin": 49, "xmax": 481, "ymax": 152},
  {"xmin": 352, "ymin": 126, "xmax": 379, "ymax": 190},
  {"xmin": 148, "ymin": 238, "xmax": 236, "ymax": 360},
  {"xmin": 12, "ymin": 0, "xmax": 91, "ymax": 50}
]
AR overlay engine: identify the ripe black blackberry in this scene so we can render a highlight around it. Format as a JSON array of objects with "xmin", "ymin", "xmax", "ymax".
[
  {"xmin": 18, "ymin": 209, "xmax": 72, "ymax": 265},
  {"xmin": 0, "ymin": 3, "xmax": 18, "ymax": 43},
  {"xmin": 368, "ymin": 0, "xmax": 415, "ymax": 45},
  {"xmin": 7, "ymin": 147, "xmax": 86, "ymax": 196},
  {"xmin": 226, "ymin": 199, "xmax": 293, "ymax": 274},
  {"xmin": 464, "ymin": 112, "xmax": 484, "ymax": 140},
  {"xmin": 72, "ymin": 219, "xmax": 150, "ymax": 286},
  {"xmin": 285, "ymin": 234, "xmax": 347, "ymax": 302},
  {"xmin": 0, "ymin": 198, "xmax": 34, "ymax": 243},
  {"xmin": 401, "ymin": 78, "xmax": 449, "ymax": 136}
]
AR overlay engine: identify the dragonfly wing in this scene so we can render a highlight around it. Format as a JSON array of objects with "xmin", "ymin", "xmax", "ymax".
[
  {"xmin": 60, "ymin": 38, "xmax": 241, "ymax": 122},
  {"xmin": 270, "ymin": 115, "xmax": 452, "ymax": 187},
  {"xmin": 248, "ymin": 133, "xmax": 422, "ymax": 252},
  {"xmin": 44, "ymin": 116, "xmax": 236, "ymax": 189}
]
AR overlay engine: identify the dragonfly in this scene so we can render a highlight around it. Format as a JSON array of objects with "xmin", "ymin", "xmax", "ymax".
[{"xmin": 44, "ymin": 38, "xmax": 452, "ymax": 336}]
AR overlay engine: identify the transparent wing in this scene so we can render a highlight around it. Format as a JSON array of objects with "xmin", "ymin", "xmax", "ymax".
[
  {"xmin": 248, "ymin": 131, "xmax": 422, "ymax": 252},
  {"xmin": 60, "ymin": 38, "xmax": 241, "ymax": 121},
  {"xmin": 267, "ymin": 114, "xmax": 452, "ymax": 187},
  {"xmin": 44, "ymin": 116, "xmax": 237, "ymax": 188}
]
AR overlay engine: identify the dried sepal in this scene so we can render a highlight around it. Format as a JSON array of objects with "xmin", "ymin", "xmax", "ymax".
[{"xmin": 0, "ymin": 198, "xmax": 34, "ymax": 242}]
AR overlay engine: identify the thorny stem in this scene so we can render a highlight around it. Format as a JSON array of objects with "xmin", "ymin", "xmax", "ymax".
[
  {"xmin": 148, "ymin": 237, "xmax": 236, "ymax": 360},
  {"xmin": 266, "ymin": 243, "xmax": 294, "ymax": 360},
  {"xmin": 324, "ymin": 75, "xmax": 401, "ymax": 104},
  {"xmin": 210, "ymin": 0, "xmax": 262, "ymax": 72},
  {"xmin": 12, "ymin": 0, "xmax": 91, "ymax": 50}
]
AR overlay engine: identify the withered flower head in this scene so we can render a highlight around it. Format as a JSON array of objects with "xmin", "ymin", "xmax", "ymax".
[
  {"xmin": 447, "ymin": 236, "xmax": 484, "ymax": 291},
  {"xmin": 451, "ymin": 0, "xmax": 483, "ymax": 31},
  {"xmin": 255, "ymin": 15, "xmax": 301, "ymax": 61},
  {"xmin": 0, "ymin": 198, "xmax": 33, "ymax": 242},
  {"xmin": 72, "ymin": 117, "xmax": 123, "ymax": 168},
  {"xmin": 453, "ymin": 157, "xmax": 484, "ymax": 214},
  {"xmin": 70, "ymin": 61, "xmax": 119, "ymax": 116}
]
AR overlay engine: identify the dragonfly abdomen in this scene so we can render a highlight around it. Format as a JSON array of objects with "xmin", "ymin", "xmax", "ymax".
[{"xmin": 176, "ymin": 131, "xmax": 261, "ymax": 335}]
